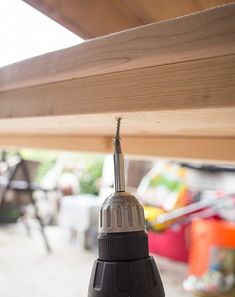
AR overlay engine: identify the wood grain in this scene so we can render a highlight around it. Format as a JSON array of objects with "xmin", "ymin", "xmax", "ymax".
[
  {"xmin": 23, "ymin": 0, "xmax": 234, "ymax": 38},
  {"xmin": 1, "ymin": 135, "xmax": 235, "ymax": 163},
  {"xmin": 0, "ymin": 108, "xmax": 234, "ymax": 138},
  {"xmin": 1, "ymin": 4, "xmax": 235, "ymax": 92},
  {"xmin": 0, "ymin": 54, "xmax": 234, "ymax": 120},
  {"xmin": 0, "ymin": 5, "xmax": 235, "ymax": 161}
]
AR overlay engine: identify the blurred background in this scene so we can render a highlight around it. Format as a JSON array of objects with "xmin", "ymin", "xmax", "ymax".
[
  {"xmin": 0, "ymin": 149, "xmax": 235, "ymax": 297},
  {"xmin": 1, "ymin": 1, "xmax": 235, "ymax": 296}
]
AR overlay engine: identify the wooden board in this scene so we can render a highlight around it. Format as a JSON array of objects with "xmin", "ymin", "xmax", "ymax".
[
  {"xmin": 0, "ymin": 108, "xmax": 234, "ymax": 138},
  {"xmin": 23, "ymin": 0, "xmax": 234, "ymax": 38},
  {"xmin": 0, "ymin": 5, "xmax": 235, "ymax": 162},
  {"xmin": 1, "ymin": 4, "xmax": 235, "ymax": 92},
  {"xmin": 0, "ymin": 54, "xmax": 234, "ymax": 129},
  {"xmin": 1, "ymin": 135, "xmax": 235, "ymax": 163}
]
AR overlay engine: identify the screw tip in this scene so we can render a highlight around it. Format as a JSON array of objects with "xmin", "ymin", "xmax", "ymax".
[{"xmin": 114, "ymin": 118, "xmax": 122, "ymax": 154}]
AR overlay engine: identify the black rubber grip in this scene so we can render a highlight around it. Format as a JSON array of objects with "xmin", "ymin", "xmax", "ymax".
[
  {"xmin": 98, "ymin": 231, "xmax": 149, "ymax": 261},
  {"xmin": 88, "ymin": 256, "xmax": 165, "ymax": 297}
]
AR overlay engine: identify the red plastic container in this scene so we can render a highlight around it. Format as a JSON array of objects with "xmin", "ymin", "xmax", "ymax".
[{"xmin": 148, "ymin": 224, "xmax": 190, "ymax": 263}]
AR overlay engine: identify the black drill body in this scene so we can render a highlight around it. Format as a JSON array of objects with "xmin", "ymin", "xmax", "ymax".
[{"xmin": 88, "ymin": 229, "xmax": 165, "ymax": 297}]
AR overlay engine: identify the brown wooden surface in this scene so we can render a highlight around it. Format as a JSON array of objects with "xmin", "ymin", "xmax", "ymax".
[
  {"xmin": 0, "ymin": 5, "xmax": 235, "ymax": 161},
  {"xmin": 23, "ymin": 0, "xmax": 234, "ymax": 38},
  {"xmin": 1, "ymin": 4, "xmax": 235, "ymax": 92},
  {"xmin": 0, "ymin": 107, "xmax": 234, "ymax": 138},
  {"xmin": 0, "ymin": 54, "xmax": 234, "ymax": 137},
  {"xmin": 1, "ymin": 135, "xmax": 235, "ymax": 163}
]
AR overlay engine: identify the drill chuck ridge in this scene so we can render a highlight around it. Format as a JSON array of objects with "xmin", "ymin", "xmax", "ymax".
[
  {"xmin": 99, "ymin": 191, "xmax": 146, "ymax": 234},
  {"xmin": 98, "ymin": 191, "xmax": 149, "ymax": 262}
]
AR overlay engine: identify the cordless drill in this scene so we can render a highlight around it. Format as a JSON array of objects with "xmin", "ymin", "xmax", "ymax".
[{"xmin": 88, "ymin": 119, "xmax": 165, "ymax": 297}]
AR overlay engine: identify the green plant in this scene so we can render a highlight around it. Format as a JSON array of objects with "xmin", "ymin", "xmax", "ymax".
[
  {"xmin": 20, "ymin": 149, "xmax": 58, "ymax": 183},
  {"xmin": 20, "ymin": 149, "xmax": 104, "ymax": 194},
  {"xmin": 79, "ymin": 156, "xmax": 104, "ymax": 195}
]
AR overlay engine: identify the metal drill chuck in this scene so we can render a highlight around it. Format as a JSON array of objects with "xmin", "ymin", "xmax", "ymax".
[{"xmin": 99, "ymin": 191, "xmax": 146, "ymax": 234}]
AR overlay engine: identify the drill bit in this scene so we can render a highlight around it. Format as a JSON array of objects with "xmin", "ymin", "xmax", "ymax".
[
  {"xmin": 113, "ymin": 118, "xmax": 125, "ymax": 192},
  {"xmin": 114, "ymin": 117, "xmax": 122, "ymax": 154}
]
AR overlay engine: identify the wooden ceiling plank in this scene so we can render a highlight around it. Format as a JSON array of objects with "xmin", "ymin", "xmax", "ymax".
[
  {"xmin": 23, "ymin": 0, "xmax": 144, "ymax": 39},
  {"xmin": 1, "ymin": 4, "xmax": 234, "ymax": 92},
  {"xmin": 23, "ymin": 0, "xmax": 234, "ymax": 38}
]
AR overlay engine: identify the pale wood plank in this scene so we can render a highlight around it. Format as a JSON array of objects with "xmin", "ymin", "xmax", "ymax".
[
  {"xmin": 1, "ymin": 4, "xmax": 235, "ymax": 92},
  {"xmin": 0, "ymin": 135, "xmax": 234, "ymax": 163},
  {"xmin": 0, "ymin": 108, "xmax": 234, "ymax": 138},
  {"xmin": 0, "ymin": 5, "xmax": 234, "ymax": 161},
  {"xmin": 0, "ymin": 54, "xmax": 234, "ymax": 121}
]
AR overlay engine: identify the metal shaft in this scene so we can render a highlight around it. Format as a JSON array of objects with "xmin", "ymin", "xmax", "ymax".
[
  {"xmin": 114, "ymin": 118, "xmax": 125, "ymax": 192},
  {"xmin": 114, "ymin": 153, "xmax": 125, "ymax": 192}
]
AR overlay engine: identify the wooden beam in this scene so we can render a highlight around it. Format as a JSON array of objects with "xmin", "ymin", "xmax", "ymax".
[
  {"xmin": 0, "ymin": 135, "xmax": 235, "ymax": 163},
  {"xmin": 0, "ymin": 135, "xmax": 112, "ymax": 154},
  {"xmin": 0, "ymin": 54, "xmax": 234, "ymax": 120},
  {"xmin": 23, "ymin": 0, "xmax": 234, "ymax": 39},
  {"xmin": 123, "ymin": 137, "xmax": 235, "ymax": 163},
  {"xmin": 0, "ymin": 108, "xmax": 234, "ymax": 138},
  {"xmin": 0, "ymin": 5, "xmax": 235, "ymax": 162},
  {"xmin": 1, "ymin": 4, "xmax": 235, "ymax": 92}
]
